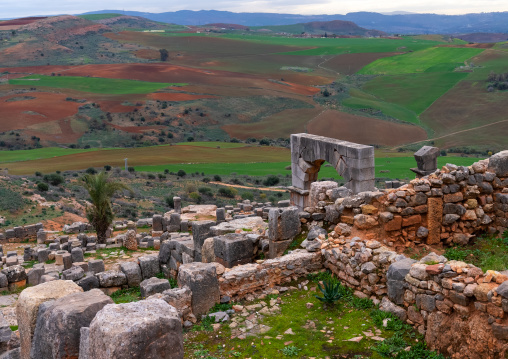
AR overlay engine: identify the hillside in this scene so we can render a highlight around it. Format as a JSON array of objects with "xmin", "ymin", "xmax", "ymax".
[
  {"xmin": 80, "ymin": 9, "xmax": 508, "ymax": 34},
  {"xmin": 254, "ymin": 20, "xmax": 385, "ymax": 36}
]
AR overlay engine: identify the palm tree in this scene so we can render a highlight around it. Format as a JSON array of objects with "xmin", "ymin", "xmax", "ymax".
[{"xmin": 81, "ymin": 172, "xmax": 132, "ymax": 243}]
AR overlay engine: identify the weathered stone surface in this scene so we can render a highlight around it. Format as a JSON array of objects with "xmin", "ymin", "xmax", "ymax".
[
  {"xmin": 178, "ymin": 262, "xmax": 219, "ymax": 317},
  {"xmin": 76, "ymin": 275, "xmax": 100, "ymax": 292},
  {"xmin": 16, "ymin": 280, "xmax": 82, "ymax": 359},
  {"xmin": 1, "ymin": 266, "xmax": 26, "ymax": 284},
  {"xmin": 487, "ymin": 151, "xmax": 508, "ymax": 176},
  {"xmin": 119, "ymin": 262, "xmax": 142, "ymax": 287},
  {"xmin": 379, "ymin": 297, "xmax": 407, "ymax": 321},
  {"xmin": 147, "ymin": 286, "xmax": 192, "ymax": 322},
  {"xmin": 124, "ymin": 230, "xmax": 137, "ymax": 251},
  {"xmin": 496, "ymin": 281, "xmax": 508, "ymax": 299},
  {"xmin": 191, "ymin": 220, "xmax": 215, "ymax": 254},
  {"xmin": 213, "ymin": 233, "xmax": 254, "ymax": 268},
  {"xmin": 138, "ymin": 256, "xmax": 160, "ymax": 280},
  {"xmin": 62, "ymin": 266, "xmax": 85, "ymax": 282},
  {"xmin": 386, "ymin": 258, "xmax": 415, "ymax": 305},
  {"xmin": 87, "ymin": 260, "xmax": 105, "ymax": 275},
  {"xmin": 30, "ymin": 289, "xmax": 112, "ymax": 359},
  {"xmin": 201, "ymin": 238, "xmax": 216, "ymax": 263},
  {"xmin": 140, "ymin": 277, "xmax": 171, "ymax": 298},
  {"xmin": 87, "ymin": 299, "xmax": 183, "ymax": 359},
  {"xmin": 210, "ymin": 217, "xmax": 266, "ymax": 236},
  {"xmin": 95, "ymin": 271, "xmax": 127, "ymax": 288}
]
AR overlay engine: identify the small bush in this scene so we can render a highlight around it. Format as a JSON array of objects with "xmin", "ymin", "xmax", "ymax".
[
  {"xmin": 104, "ymin": 165, "xmax": 112, "ymax": 171},
  {"xmin": 43, "ymin": 173, "xmax": 64, "ymax": 186},
  {"xmin": 213, "ymin": 175, "xmax": 222, "ymax": 181},
  {"xmin": 165, "ymin": 196, "xmax": 174, "ymax": 208},
  {"xmin": 85, "ymin": 167, "xmax": 97, "ymax": 174},
  {"xmin": 127, "ymin": 167, "xmax": 135, "ymax": 173},
  {"xmin": 177, "ymin": 169, "xmax": 186, "ymax": 177},
  {"xmin": 37, "ymin": 182, "xmax": 49, "ymax": 192},
  {"xmin": 263, "ymin": 175, "xmax": 280, "ymax": 186},
  {"xmin": 218, "ymin": 187, "xmax": 237, "ymax": 198}
]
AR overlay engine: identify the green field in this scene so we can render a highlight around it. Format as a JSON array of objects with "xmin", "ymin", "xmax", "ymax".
[
  {"xmin": 361, "ymin": 72, "xmax": 469, "ymax": 114},
  {"xmin": 359, "ymin": 47, "xmax": 484, "ymax": 75},
  {"xmin": 0, "ymin": 147, "xmax": 96, "ymax": 164},
  {"xmin": 9, "ymin": 75, "xmax": 186, "ymax": 95},
  {"xmin": 204, "ymin": 34, "xmax": 443, "ymax": 55},
  {"xmin": 135, "ymin": 156, "xmax": 482, "ymax": 180},
  {"xmin": 343, "ymin": 89, "xmax": 419, "ymax": 124}
]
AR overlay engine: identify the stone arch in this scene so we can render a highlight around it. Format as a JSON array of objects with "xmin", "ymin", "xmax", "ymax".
[{"xmin": 289, "ymin": 133, "xmax": 375, "ymax": 209}]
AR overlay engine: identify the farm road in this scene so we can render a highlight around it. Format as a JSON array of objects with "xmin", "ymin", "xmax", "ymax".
[{"xmin": 209, "ymin": 181, "xmax": 287, "ymax": 192}]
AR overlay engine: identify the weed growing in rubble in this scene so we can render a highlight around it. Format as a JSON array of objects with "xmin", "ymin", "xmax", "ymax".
[{"xmin": 315, "ymin": 280, "xmax": 345, "ymax": 305}]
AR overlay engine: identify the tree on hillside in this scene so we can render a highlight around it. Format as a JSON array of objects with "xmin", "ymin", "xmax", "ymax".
[
  {"xmin": 81, "ymin": 172, "xmax": 132, "ymax": 243},
  {"xmin": 159, "ymin": 49, "xmax": 169, "ymax": 61}
]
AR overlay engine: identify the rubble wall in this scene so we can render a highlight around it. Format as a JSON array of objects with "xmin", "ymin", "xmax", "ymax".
[{"xmin": 322, "ymin": 237, "xmax": 508, "ymax": 359}]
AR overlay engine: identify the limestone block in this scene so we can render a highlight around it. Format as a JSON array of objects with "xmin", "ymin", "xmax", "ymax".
[
  {"xmin": 191, "ymin": 220, "xmax": 215, "ymax": 254},
  {"xmin": 119, "ymin": 262, "xmax": 142, "ymax": 287},
  {"xmin": 95, "ymin": 271, "xmax": 127, "ymax": 288},
  {"xmin": 178, "ymin": 263, "xmax": 219, "ymax": 317},
  {"xmin": 140, "ymin": 277, "xmax": 171, "ymax": 298},
  {"xmin": 30, "ymin": 289, "xmax": 112, "ymax": 359},
  {"xmin": 87, "ymin": 299, "xmax": 183, "ymax": 359},
  {"xmin": 138, "ymin": 256, "xmax": 160, "ymax": 280},
  {"xmin": 213, "ymin": 233, "xmax": 254, "ymax": 268},
  {"xmin": 87, "ymin": 260, "xmax": 105, "ymax": 274},
  {"xmin": 16, "ymin": 280, "xmax": 82, "ymax": 359}
]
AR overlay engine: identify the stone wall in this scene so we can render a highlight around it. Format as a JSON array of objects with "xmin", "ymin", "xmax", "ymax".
[
  {"xmin": 301, "ymin": 155, "xmax": 508, "ymax": 250},
  {"xmin": 321, "ymin": 237, "xmax": 508, "ymax": 359},
  {"xmin": 0, "ymin": 223, "xmax": 43, "ymax": 242},
  {"xmin": 219, "ymin": 250, "xmax": 322, "ymax": 299}
]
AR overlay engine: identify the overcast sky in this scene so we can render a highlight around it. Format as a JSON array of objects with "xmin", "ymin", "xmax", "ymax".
[{"xmin": 2, "ymin": 0, "xmax": 508, "ymax": 19}]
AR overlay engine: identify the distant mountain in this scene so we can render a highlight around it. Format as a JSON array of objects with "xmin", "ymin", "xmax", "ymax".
[{"xmin": 79, "ymin": 10, "xmax": 508, "ymax": 34}]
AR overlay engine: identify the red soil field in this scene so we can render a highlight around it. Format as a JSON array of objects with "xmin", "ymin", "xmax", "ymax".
[
  {"xmin": 0, "ymin": 17, "xmax": 46, "ymax": 27},
  {"xmin": 324, "ymin": 52, "xmax": 401, "ymax": 75},
  {"xmin": 0, "ymin": 92, "xmax": 81, "ymax": 133},
  {"xmin": 98, "ymin": 101, "xmax": 138, "ymax": 113},
  {"xmin": 148, "ymin": 93, "xmax": 217, "ymax": 101},
  {"xmin": 307, "ymin": 110, "xmax": 427, "ymax": 146},
  {"xmin": 1, "ymin": 63, "xmax": 319, "ymax": 98}
]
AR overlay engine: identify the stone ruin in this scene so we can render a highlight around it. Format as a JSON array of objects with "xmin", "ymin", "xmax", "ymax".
[
  {"xmin": 289, "ymin": 133, "xmax": 375, "ymax": 209},
  {"xmin": 0, "ymin": 139, "xmax": 507, "ymax": 359}
]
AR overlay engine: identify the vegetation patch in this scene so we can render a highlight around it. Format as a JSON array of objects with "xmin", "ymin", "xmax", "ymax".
[
  {"xmin": 9, "ymin": 75, "xmax": 186, "ymax": 95},
  {"xmin": 359, "ymin": 47, "xmax": 484, "ymax": 75},
  {"xmin": 444, "ymin": 233, "xmax": 508, "ymax": 271}
]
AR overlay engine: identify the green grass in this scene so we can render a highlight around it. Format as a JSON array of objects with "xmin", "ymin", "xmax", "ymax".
[
  {"xmin": 219, "ymin": 34, "xmax": 442, "ymax": 55},
  {"xmin": 135, "ymin": 155, "xmax": 481, "ymax": 180},
  {"xmin": 0, "ymin": 147, "xmax": 97, "ymax": 164},
  {"xmin": 361, "ymin": 72, "xmax": 469, "ymax": 114},
  {"xmin": 444, "ymin": 233, "xmax": 508, "ymax": 271},
  {"xmin": 110, "ymin": 287, "xmax": 141, "ymax": 304},
  {"xmin": 185, "ymin": 274, "xmax": 443, "ymax": 359},
  {"xmin": 343, "ymin": 90, "xmax": 419, "ymax": 124},
  {"xmin": 359, "ymin": 47, "xmax": 484, "ymax": 75},
  {"xmin": 78, "ymin": 13, "xmax": 123, "ymax": 20},
  {"xmin": 9, "ymin": 75, "xmax": 186, "ymax": 95}
]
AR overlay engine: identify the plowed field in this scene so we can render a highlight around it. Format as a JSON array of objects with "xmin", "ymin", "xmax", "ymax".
[{"xmin": 307, "ymin": 110, "xmax": 427, "ymax": 146}]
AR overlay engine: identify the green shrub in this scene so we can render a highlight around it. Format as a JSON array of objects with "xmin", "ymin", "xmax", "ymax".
[
  {"xmin": 218, "ymin": 187, "xmax": 237, "ymax": 198},
  {"xmin": 43, "ymin": 173, "xmax": 64, "ymax": 186},
  {"xmin": 37, "ymin": 182, "xmax": 49, "ymax": 192},
  {"xmin": 86, "ymin": 167, "xmax": 97, "ymax": 174},
  {"xmin": 213, "ymin": 175, "xmax": 222, "ymax": 181},
  {"xmin": 177, "ymin": 169, "xmax": 186, "ymax": 177},
  {"xmin": 263, "ymin": 175, "xmax": 280, "ymax": 186}
]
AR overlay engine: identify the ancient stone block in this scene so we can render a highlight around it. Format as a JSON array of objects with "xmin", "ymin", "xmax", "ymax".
[
  {"xmin": 213, "ymin": 233, "xmax": 254, "ymax": 268},
  {"xmin": 191, "ymin": 220, "xmax": 215, "ymax": 255},
  {"xmin": 140, "ymin": 277, "xmax": 171, "ymax": 298},
  {"xmin": 87, "ymin": 260, "xmax": 105, "ymax": 274},
  {"xmin": 138, "ymin": 255, "xmax": 160, "ymax": 280},
  {"xmin": 119, "ymin": 262, "xmax": 142, "ymax": 287},
  {"xmin": 30, "ymin": 289, "xmax": 112, "ymax": 359},
  {"xmin": 17, "ymin": 280, "xmax": 82, "ymax": 359},
  {"xmin": 427, "ymin": 197, "xmax": 443, "ymax": 245},
  {"xmin": 178, "ymin": 262, "xmax": 219, "ymax": 317},
  {"xmin": 87, "ymin": 299, "xmax": 183, "ymax": 359}
]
